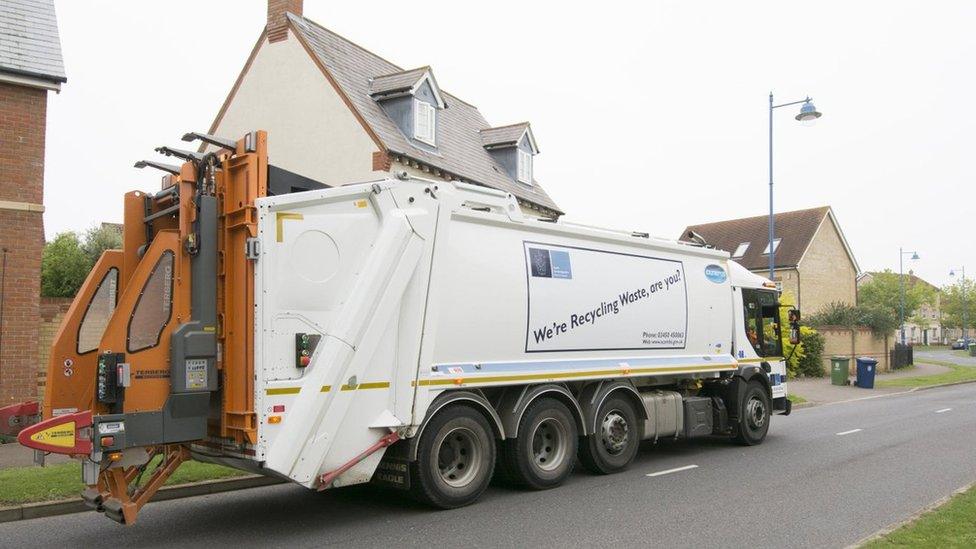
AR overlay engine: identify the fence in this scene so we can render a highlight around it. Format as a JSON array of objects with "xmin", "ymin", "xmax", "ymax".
[
  {"xmin": 812, "ymin": 325, "xmax": 891, "ymax": 374},
  {"xmin": 890, "ymin": 343, "xmax": 914, "ymax": 369}
]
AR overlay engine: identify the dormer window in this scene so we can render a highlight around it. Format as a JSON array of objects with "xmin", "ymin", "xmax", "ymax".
[
  {"xmin": 370, "ymin": 66, "xmax": 446, "ymax": 149},
  {"xmin": 517, "ymin": 148, "xmax": 532, "ymax": 184},
  {"xmin": 733, "ymin": 242, "xmax": 750, "ymax": 258},
  {"xmin": 414, "ymin": 99, "xmax": 436, "ymax": 145},
  {"xmin": 481, "ymin": 122, "xmax": 539, "ymax": 185}
]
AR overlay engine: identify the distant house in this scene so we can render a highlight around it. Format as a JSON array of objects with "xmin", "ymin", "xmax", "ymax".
[
  {"xmin": 858, "ymin": 271, "xmax": 942, "ymax": 345},
  {"xmin": 681, "ymin": 206, "xmax": 860, "ymax": 315},
  {"xmin": 204, "ymin": 0, "xmax": 561, "ymax": 218},
  {"xmin": 0, "ymin": 0, "xmax": 66, "ymax": 404}
]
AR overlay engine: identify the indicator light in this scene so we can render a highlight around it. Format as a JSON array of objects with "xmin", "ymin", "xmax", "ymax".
[
  {"xmin": 272, "ymin": 405, "xmax": 285, "ymax": 413},
  {"xmin": 268, "ymin": 416, "xmax": 282, "ymax": 424},
  {"xmin": 101, "ymin": 436, "xmax": 115, "ymax": 447},
  {"xmin": 108, "ymin": 452, "xmax": 123, "ymax": 462}
]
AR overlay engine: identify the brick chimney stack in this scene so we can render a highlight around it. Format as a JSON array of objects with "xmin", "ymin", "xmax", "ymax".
[{"xmin": 268, "ymin": 0, "xmax": 303, "ymax": 43}]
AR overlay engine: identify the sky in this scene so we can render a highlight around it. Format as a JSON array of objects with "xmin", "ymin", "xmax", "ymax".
[{"xmin": 44, "ymin": 1, "xmax": 975, "ymax": 287}]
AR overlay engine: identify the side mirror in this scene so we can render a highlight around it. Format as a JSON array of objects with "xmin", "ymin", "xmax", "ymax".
[{"xmin": 788, "ymin": 308, "xmax": 801, "ymax": 345}]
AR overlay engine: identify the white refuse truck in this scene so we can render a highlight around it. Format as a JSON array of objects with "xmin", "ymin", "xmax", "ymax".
[{"xmin": 18, "ymin": 131, "xmax": 797, "ymax": 523}]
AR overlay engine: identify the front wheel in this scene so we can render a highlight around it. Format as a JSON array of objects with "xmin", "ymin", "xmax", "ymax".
[
  {"xmin": 578, "ymin": 394, "xmax": 642, "ymax": 474},
  {"xmin": 732, "ymin": 380, "xmax": 771, "ymax": 446},
  {"xmin": 411, "ymin": 405, "xmax": 496, "ymax": 509}
]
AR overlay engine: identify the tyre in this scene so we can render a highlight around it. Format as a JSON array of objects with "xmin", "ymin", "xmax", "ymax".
[
  {"xmin": 732, "ymin": 380, "xmax": 771, "ymax": 446},
  {"xmin": 578, "ymin": 393, "xmax": 642, "ymax": 474},
  {"xmin": 502, "ymin": 397, "xmax": 578, "ymax": 490},
  {"xmin": 411, "ymin": 405, "xmax": 496, "ymax": 509}
]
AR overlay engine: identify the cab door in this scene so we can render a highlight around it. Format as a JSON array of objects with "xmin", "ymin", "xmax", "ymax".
[{"xmin": 43, "ymin": 251, "xmax": 123, "ymax": 419}]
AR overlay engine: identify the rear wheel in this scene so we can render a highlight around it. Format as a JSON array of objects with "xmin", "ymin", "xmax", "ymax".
[
  {"xmin": 502, "ymin": 398, "xmax": 578, "ymax": 490},
  {"xmin": 732, "ymin": 380, "xmax": 771, "ymax": 446},
  {"xmin": 579, "ymin": 394, "xmax": 642, "ymax": 474},
  {"xmin": 411, "ymin": 405, "xmax": 495, "ymax": 509}
]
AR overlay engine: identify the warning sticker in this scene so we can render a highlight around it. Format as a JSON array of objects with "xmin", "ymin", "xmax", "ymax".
[
  {"xmin": 185, "ymin": 359, "xmax": 208, "ymax": 390},
  {"xmin": 30, "ymin": 421, "xmax": 76, "ymax": 448}
]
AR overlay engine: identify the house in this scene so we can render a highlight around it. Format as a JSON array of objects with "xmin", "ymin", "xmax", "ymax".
[
  {"xmin": 680, "ymin": 206, "xmax": 860, "ymax": 315},
  {"xmin": 0, "ymin": 0, "xmax": 66, "ymax": 404},
  {"xmin": 857, "ymin": 271, "xmax": 943, "ymax": 345},
  {"xmin": 205, "ymin": 0, "xmax": 561, "ymax": 218}
]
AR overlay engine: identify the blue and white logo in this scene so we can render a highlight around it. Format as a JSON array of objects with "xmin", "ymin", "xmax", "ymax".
[{"xmin": 704, "ymin": 264, "xmax": 727, "ymax": 284}]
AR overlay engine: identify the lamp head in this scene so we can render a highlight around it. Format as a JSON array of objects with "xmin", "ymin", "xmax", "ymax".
[
  {"xmin": 950, "ymin": 269, "xmax": 956, "ymax": 277},
  {"xmin": 795, "ymin": 101, "xmax": 822, "ymax": 126},
  {"xmin": 911, "ymin": 252, "xmax": 920, "ymax": 261}
]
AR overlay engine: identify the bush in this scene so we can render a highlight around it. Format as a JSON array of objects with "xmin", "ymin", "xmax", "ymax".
[
  {"xmin": 795, "ymin": 328, "xmax": 825, "ymax": 377},
  {"xmin": 806, "ymin": 301, "xmax": 897, "ymax": 339}
]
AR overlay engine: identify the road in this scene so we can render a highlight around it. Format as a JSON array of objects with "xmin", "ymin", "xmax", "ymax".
[{"xmin": 2, "ymin": 383, "xmax": 974, "ymax": 548}]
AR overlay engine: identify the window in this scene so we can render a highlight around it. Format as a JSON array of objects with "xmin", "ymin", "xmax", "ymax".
[
  {"xmin": 77, "ymin": 268, "xmax": 119, "ymax": 354},
  {"xmin": 413, "ymin": 99, "xmax": 436, "ymax": 145},
  {"xmin": 127, "ymin": 252, "xmax": 174, "ymax": 352},
  {"xmin": 517, "ymin": 149, "xmax": 533, "ymax": 185},
  {"xmin": 762, "ymin": 238, "xmax": 782, "ymax": 255},
  {"xmin": 732, "ymin": 242, "xmax": 750, "ymax": 258},
  {"xmin": 742, "ymin": 288, "xmax": 783, "ymax": 357}
]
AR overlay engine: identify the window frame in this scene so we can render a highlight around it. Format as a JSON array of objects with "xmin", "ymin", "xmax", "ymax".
[
  {"xmin": 126, "ymin": 251, "xmax": 174, "ymax": 353},
  {"xmin": 517, "ymin": 148, "xmax": 533, "ymax": 185},
  {"xmin": 75, "ymin": 267, "xmax": 119, "ymax": 355},
  {"xmin": 732, "ymin": 242, "xmax": 750, "ymax": 258},
  {"xmin": 741, "ymin": 288, "xmax": 783, "ymax": 358},
  {"xmin": 413, "ymin": 99, "xmax": 436, "ymax": 146}
]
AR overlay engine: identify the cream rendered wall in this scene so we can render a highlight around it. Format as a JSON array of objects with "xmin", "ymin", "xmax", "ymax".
[
  {"xmin": 211, "ymin": 31, "xmax": 381, "ymax": 186},
  {"xmin": 797, "ymin": 217, "xmax": 857, "ymax": 315}
]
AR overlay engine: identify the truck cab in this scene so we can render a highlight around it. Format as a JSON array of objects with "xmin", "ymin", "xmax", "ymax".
[{"xmin": 728, "ymin": 262, "xmax": 792, "ymax": 414}]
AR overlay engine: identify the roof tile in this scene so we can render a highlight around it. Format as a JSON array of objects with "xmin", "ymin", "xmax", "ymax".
[{"xmin": 0, "ymin": 0, "xmax": 66, "ymax": 83}]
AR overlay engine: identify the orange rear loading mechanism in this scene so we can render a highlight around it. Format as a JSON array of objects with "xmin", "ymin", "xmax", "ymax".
[{"xmin": 18, "ymin": 131, "xmax": 274, "ymax": 524}]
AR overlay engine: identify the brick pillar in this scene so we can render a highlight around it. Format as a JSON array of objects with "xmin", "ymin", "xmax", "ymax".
[{"xmin": 0, "ymin": 81, "xmax": 48, "ymax": 405}]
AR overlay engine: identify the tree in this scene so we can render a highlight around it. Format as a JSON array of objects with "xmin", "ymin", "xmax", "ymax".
[
  {"xmin": 941, "ymin": 278, "xmax": 976, "ymax": 331},
  {"xmin": 806, "ymin": 301, "xmax": 898, "ymax": 338},
  {"xmin": 41, "ymin": 232, "xmax": 91, "ymax": 297},
  {"xmin": 82, "ymin": 224, "xmax": 122, "ymax": 266},
  {"xmin": 858, "ymin": 270, "xmax": 937, "ymax": 323}
]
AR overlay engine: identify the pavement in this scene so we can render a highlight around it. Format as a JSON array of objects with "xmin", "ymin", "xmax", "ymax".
[
  {"xmin": 1, "ymin": 382, "xmax": 974, "ymax": 548},
  {"xmin": 0, "ymin": 441, "xmax": 71, "ymax": 470},
  {"xmin": 788, "ymin": 362, "xmax": 949, "ymax": 405},
  {"xmin": 915, "ymin": 348, "xmax": 976, "ymax": 366}
]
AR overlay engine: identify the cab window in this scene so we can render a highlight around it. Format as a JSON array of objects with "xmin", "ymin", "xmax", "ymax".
[
  {"xmin": 742, "ymin": 288, "xmax": 783, "ymax": 357},
  {"xmin": 77, "ymin": 268, "xmax": 119, "ymax": 354}
]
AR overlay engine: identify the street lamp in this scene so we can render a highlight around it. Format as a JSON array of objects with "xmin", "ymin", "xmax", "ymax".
[
  {"xmin": 899, "ymin": 248, "xmax": 919, "ymax": 345},
  {"xmin": 768, "ymin": 93, "xmax": 822, "ymax": 279},
  {"xmin": 949, "ymin": 266, "xmax": 968, "ymax": 345}
]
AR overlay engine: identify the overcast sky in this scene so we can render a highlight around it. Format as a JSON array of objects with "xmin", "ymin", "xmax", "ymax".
[{"xmin": 44, "ymin": 1, "xmax": 974, "ymax": 287}]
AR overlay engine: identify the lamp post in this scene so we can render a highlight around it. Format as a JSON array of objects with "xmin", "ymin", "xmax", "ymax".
[
  {"xmin": 768, "ymin": 93, "xmax": 822, "ymax": 279},
  {"xmin": 899, "ymin": 248, "xmax": 919, "ymax": 345},
  {"xmin": 949, "ymin": 266, "xmax": 968, "ymax": 344}
]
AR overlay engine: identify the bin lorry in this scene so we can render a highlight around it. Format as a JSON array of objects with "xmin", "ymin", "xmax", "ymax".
[{"xmin": 16, "ymin": 130, "xmax": 799, "ymax": 524}]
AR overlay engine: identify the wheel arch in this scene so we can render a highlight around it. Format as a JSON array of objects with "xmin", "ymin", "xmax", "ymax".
[
  {"xmin": 407, "ymin": 390, "xmax": 505, "ymax": 461},
  {"xmin": 577, "ymin": 380, "xmax": 646, "ymax": 434},
  {"xmin": 496, "ymin": 384, "xmax": 587, "ymax": 438}
]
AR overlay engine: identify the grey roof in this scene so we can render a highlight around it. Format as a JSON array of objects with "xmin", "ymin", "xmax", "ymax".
[
  {"xmin": 480, "ymin": 123, "xmax": 530, "ymax": 148},
  {"xmin": 369, "ymin": 67, "xmax": 429, "ymax": 96},
  {"xmin": 288, "ymin": 14, "xmax": 561, "ymax": 215},
  {"xmin": 0, "ymin": 0, "xmax": 66, "ymax": 84}
]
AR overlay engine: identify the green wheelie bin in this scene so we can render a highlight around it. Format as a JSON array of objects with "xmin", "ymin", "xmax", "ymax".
[{"xmin": 830, "ymin": 356, "xmax": 850, "ymax": 386}]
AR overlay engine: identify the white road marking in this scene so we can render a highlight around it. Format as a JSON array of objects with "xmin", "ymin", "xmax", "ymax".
[
  {"xmin": 836, "ymin": 429, "xmax": 863, "ymax": 436},
  {"xmin": 936, "ymin": 408, "xmax": 952, "ymax": 413},
  {"xmin": 646, "ymin": 464, "xmax": 698, "ymax": 477}
]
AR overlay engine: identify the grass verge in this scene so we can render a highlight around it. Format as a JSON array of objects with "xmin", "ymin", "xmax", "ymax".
[
  {"xmin": 876, "ymin": 359, "xmax": 976, "ymax": 389},
  {"xmin": 787, "ymin": 394, "xmax": 807, "ymax": 404},
  {"xmin": 863, "ymin": 484, "xmax": 976, "ymax": 547},
  {"xmin": 0, "ymin": 458, "xmax": 246, "ymax": 506}
]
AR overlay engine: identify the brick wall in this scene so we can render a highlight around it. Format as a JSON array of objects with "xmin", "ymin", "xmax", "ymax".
[
  {"xmin": 816, "ymin": 325, "xmax": 891, "ymax": 373},
  {"xmin": 0, "ymin": 81, "xmax": 48, "ymax": 404},
  {"xmin": 36, "ymin": 297, "xmax": 72, "ymax": 402}
]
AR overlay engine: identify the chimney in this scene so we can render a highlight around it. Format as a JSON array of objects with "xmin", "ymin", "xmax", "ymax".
[{"xmin": 267, "ymin": 0, "xmax": 303, "ymax": 43}]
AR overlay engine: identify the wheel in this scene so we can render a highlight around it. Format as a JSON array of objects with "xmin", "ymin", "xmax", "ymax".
[
  {"xmin": 578, "ymin": 393, "xmax": 642, "ymax": 474},
  {"xmin": 411, "ymin": 405, "xmax": 496, "ymax": 509},
  {"xmin": 732, "ymin": 380, "xmax": 771, "ymax": 446},
  {"xmin": 501, "ymin": 398, "xmax": 578, "ymax": 490}
]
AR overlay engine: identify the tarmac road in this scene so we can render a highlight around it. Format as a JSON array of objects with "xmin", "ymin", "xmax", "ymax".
[{"xmin": 2, "ymin": 383, "xmax": 974, "ymax": 548}]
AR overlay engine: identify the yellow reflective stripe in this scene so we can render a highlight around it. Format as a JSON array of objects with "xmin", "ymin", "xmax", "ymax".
[
  {"xmin": 275, "ymin": 212, "xmax": 304, "ymax": 242},
  {"xmin": 266, "ymin": 382, "xmax": 388, "ymax": 395},
  {"xmin": 738, "ymin": 357, "xmax": 783, "ymax": 363},
  {"xmin": 413, "ymin": 364, "xmax": 734, "ymax": 387}
]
